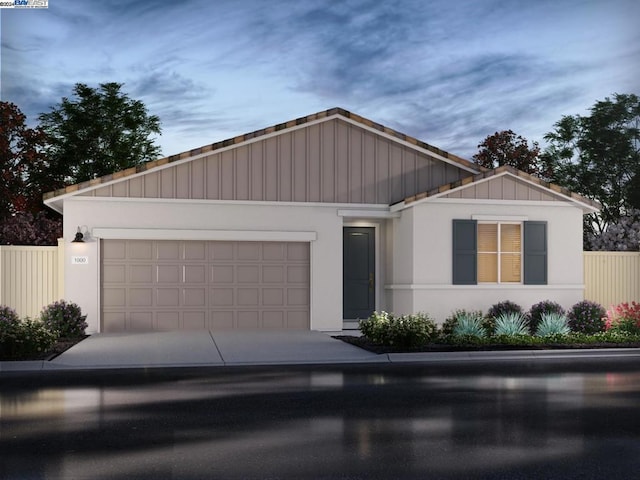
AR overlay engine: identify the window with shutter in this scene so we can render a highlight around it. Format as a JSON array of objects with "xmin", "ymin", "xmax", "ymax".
[{"xmin": 453, "ymin": 219, "xmax": 546, "ymax": 286}]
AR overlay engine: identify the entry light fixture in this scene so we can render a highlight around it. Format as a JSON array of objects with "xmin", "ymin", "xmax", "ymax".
[{"xmin": 72, "ymin": 227, "xmax": 85, "ymax": 243}]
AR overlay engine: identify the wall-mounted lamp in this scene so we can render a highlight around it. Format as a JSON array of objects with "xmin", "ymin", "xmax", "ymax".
[{"xmin": 72, "ymin": 227, "xmax": 85, "ymax": 243}]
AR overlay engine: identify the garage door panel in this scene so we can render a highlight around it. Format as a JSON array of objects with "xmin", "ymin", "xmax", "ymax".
[
  {"xmin": 237, "ymin": 265, "xmax": 259, "ymax": 283},
  {"xmin": 183, "ymin": 311, "xmax": 207, "ymax": 329},
  {"xmin": 237, "ymin": 243, "xmax": 260, "ymax": 261},
  {"xmin": 238, "ymin": 288, "xmax": 259, "ymax": 306},
  {"xmin": 129, "ymin": 241, "xmax": 153, "ymax": 260},
  {"xmin": 238, "ymin": 311, "xmax": 259, "ymax": 328},
  {"xmin": 287, "ymin": 243, "xmax": 309, "ymax": 261},
  {"xmin": 263, "ymin": 288, "xmax": 284, "ymax": 306},
  {"xmin": 211, "ymin": 265, "xmax": 234, "ymax": 283},
  {"xmin": 130, "ymin": 312, "xmax": 153, "ymax": 331},
  {"xmin": 130, "ymin": 288, "xmax": 153, "ymax": 306},
  {"xmin": 211, "ymin": 311, "xmax": 234, "ymax": 329},
  {"xmin": 185, "ymin": 265, "xmax": 206, "ymax": 283},
  {"xmin": 211, "ymin": 288, "xmax": 234, "ymax": 306},
  {"xmin": 130, "ymin": 265, "xmax": 153, "ymax": 283},
  {"xmin": 209, "ymin": 242, "xmax": 234, "ymax": 260},
  {"xmin": 184, "ymin": 242, "xmax": 207, "ymax": 260},
  {"xmin": 156, "ymin": 241, "xmax": 180, "ymax": 260},
  {"xmin": 263, "ymin": 311, "xmax": 285, "ymax": 328},
  {"xmin": 184, "ymin": 288, "xmax": 206, "ymax": 306},
  {"xmin": 103, "ymin": 240, "xmax": 126, "ymax": 259},
  {"xmin": 263, "ymin": 243, "xmax": 285, "ymax": 260},
  {"xmin": 156, "ymin": 288, "xmax": 179, "ymax": 306},
  {"xmin": 102, "ymin": 240, "xmax": 309, "ymax": 332},
  {"xmin": 287, "ymin": 311, "xmax": 309, "ymax": 329},
  {"xmin": 157, "ymin": 265, "xmax": 180, "ymax": 283},
  {"xmin": 103, "ymin": 288, "xmax": 126, "ymax": 307},
  {"xmin": 103, "ymin": 265, "xmax": 126, "ymax": 283},
  {"xmin": 263, "ymin": 265, "xmax": 284, "ymax": 283}
]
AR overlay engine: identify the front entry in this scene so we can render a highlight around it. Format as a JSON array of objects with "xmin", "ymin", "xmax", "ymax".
[{"xmin": 343, "ymin": 227, "xmax": 375, "ymax": 320}]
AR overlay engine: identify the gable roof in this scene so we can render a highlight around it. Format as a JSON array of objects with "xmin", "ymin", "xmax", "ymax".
[
  {"xmin": 43, "ymin": 107, "xmax": 482, "ymax": 212},
  {"xmin": 394, "ymin": 165, "xmax": 601, "ymax": 213}
]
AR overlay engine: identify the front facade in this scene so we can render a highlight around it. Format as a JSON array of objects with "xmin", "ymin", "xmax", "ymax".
[{"xmin": 44, "ymin": 108, "xmax": 598, "ymax": 333}]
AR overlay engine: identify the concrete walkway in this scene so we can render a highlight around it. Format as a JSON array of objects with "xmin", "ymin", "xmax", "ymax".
[{"xmin": 2, "ymin": 330, "xmax": 640, "ymax": 372}]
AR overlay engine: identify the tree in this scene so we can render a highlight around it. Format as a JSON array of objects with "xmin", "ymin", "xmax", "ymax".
[
  {"xmin": 472, "ymin": 130, "xmax": 548, "ymax": 178},
  {"xmin": 0, "ymin": 211, "xmax": 61, "ymax": 246},
  {"xmin": 587, "ymin": 209, "xmax": 640, "ymax": 251},
  {"xmin": 39, "ymin": 82, "xmax": 162, "ymax": 185},
  {"xmin": 543, "ymin": 93, "xmax": 640, "ymax": 244},
  {"xmin": 0, "ymin": 102, "xmax": 49, "ymax": 220}
]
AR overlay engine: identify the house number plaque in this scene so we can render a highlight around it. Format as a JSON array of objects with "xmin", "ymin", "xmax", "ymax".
[{"xmin": 71, "ymin": 256, "xmax": 89, "ymax": 265}]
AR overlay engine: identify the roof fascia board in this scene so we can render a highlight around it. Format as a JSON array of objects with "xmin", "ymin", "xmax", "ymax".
[{"xmin": 65, "ymin": 195, "xmax": 392, "ymax": 210}]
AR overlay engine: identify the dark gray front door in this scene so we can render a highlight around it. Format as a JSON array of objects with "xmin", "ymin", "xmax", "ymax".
[{"xmin": 343, "ymin": 227, "xmax": 375, "ymax": 320}]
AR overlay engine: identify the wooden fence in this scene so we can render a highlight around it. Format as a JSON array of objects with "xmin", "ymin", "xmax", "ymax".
[
  {"xmin": 0, "ymin": 240, "xmax": 65, "ymax": 318},
  {"xmin": 0, "ymin": 245, "xmax": 638, "ymax": 319},
  {"xmin": 583, "ymin": 252, "xmax": 640, "ymax": 309}
]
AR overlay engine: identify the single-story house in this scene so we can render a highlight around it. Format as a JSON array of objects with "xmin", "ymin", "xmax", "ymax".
[{"xmin": 44, "ymin": 108, "xmax": 599, "ymax": 334}]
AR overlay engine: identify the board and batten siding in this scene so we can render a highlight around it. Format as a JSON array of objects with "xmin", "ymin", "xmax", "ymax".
[
  {"xmin": 443, "ymin": 176, "xmax": 561, "ymax": 202},
  {"xmin": 0, "ymin": 240, "xmax": 65, "ymax": 318},
  {"xmin": 584, "ymin": 252, "xmax": 640, "ymax": 309},
  {"xmin": 80, "ymin": 119, "xmax": 470, "ymax": 205}
]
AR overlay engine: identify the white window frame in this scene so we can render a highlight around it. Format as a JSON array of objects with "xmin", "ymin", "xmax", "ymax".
[{"xmin": 477, "ymin": 221, "xmax": 523, "ymax": 284}]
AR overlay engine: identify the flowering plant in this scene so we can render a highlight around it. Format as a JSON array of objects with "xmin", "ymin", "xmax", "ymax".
[
  {"xmin": 567, "ymin": 300, "xmax": 606, "ymax": 334},
  {"xmin": 605, "ymin": 301, "xmax": 640, "ymax": 334}
]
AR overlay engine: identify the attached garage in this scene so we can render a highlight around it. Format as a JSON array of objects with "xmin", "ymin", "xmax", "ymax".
[{"xmin": 101, "ymin": 240, "xmax": 310, "ymax": 332}]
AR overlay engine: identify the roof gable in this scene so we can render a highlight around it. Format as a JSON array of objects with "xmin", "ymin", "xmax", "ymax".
[
  {"xmin": 396, "ymin": 166, "xmax": 601, "ymax": 213},
  {"xmin": 44, "ymin": 108, "xmax": 480, "ymax": 212}
]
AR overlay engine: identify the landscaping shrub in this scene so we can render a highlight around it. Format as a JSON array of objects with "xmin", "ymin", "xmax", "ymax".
[
  {"xmin": 0, "ymin": 305, "xmax": 20, "ymax": 325},
  {"xmin": 528, "ymin": 300, "xmax": 565, "ymax": 333},
  {"xmin": 452, "ymin": 313, "xmax": 486, "ymax": 338},
  {"xmin": 535, "ymin": 313, "xmax": 570, "ymax": 337},
  {"xmin": 493, "ymin": 312, "xmax": 529, "ymax": 336},
  {"xmin": 40, "ymin": 300, "xmax": 88, "ymax": 339},
  {"xmin": 568, "ymin": 300, "xmax": 606, "ymax": 334},
  {"xmin": 605, "ymin": 302, "xmax": 640, "ymax": 334},
  {"xmin": 0, "ymin": 316, "xmax": 57, "ymax": 360},
  {"xmin": 359, "ymin": 311, "xmax": 437, "ymax": 348},
  {"xmin": 487, "ymin": 300, "xmax": 524, "ymax": 319},
  {"xmin": 442, "ymin": 309, "xmax": 483, "ymax": 336},
  {"xmin": 485, "ymin": 301, "xmax": 523, "ymax": 334}
]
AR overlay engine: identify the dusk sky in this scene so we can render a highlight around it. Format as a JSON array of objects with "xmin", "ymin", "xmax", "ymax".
[{"xmin": 2, "ymin": 0, "xmax": 638, "ymax": 159}]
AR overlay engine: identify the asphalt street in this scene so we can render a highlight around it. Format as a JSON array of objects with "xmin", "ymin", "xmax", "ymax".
[{"xmin": 1, "ymin": 358, "xmax": 639, "ymax": 479}]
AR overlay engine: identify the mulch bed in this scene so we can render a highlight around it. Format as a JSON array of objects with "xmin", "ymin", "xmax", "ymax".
[{"xmin": 334, "ymin": 335, "xmax": 640, "ymax": 355}]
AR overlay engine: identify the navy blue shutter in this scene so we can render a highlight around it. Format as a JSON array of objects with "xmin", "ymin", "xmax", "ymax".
[
  {"xmin": 452, "ymin": 219, "xmax": 477, "ymax": 285},
  {"xmin": 523, "ymin": 221, "xmax": 547, "ymax": 285}
]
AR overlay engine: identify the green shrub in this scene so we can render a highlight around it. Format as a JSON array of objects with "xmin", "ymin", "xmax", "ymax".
[
  {"xmin": 528, "ymin": 300, "xmax": 565, "ymax": 333},
  {"xmin": 359, "ymin": 311, "xmax": 437, "ymax": 348},
  {"xmin": 535, "ymin": 313, "xmax": 570, "ymax": 337},
  {"xmin": 452, "ymin": 313, "xmax": 486, "ymax": 338},
  {"xmin": 40, "ymin": 300, "xmax": 87, "ymax": 338},
  {"xmin": 487, "ymin": 300, "xmax": 523, "ymax": 319},
  {"xmin": 0, "ymin": 317, "xmax": 57, "ymax": 360},
  {"xmin": 494, "ymin": 312, "xmax": 529, "ymax": 336},
  {"xmin": 0, "ymin": 305, "xmax": 20, "ymax": 325},
  {"xmin": 568, "ymin": 300, "xmax": 606, "ymax": 334}
]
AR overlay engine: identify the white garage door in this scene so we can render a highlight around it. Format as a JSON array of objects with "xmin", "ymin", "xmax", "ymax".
[{"xmin": 101, "ymin": 240, "xmax": 310, "ymax": 332}]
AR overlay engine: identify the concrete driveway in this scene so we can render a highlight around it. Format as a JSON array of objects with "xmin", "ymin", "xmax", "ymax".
[{"xmin": 39, "ymin": 330, "xmax": 385, "ymax": 369}]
